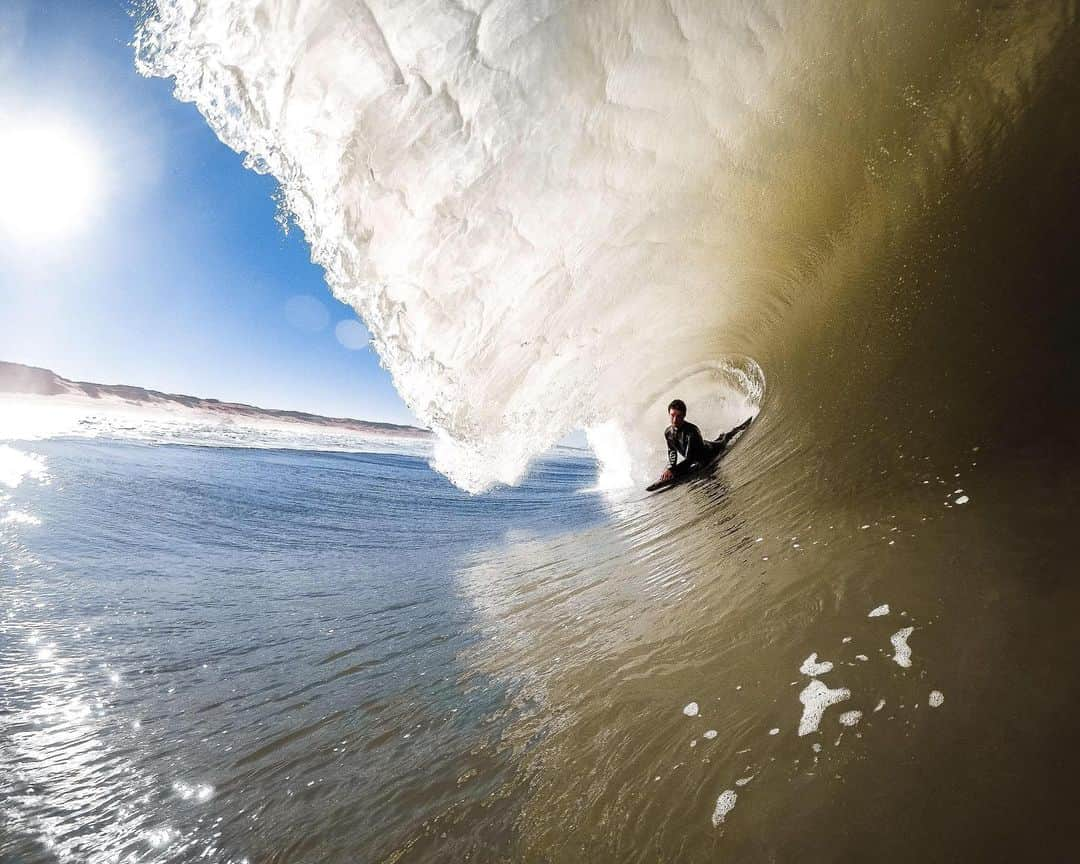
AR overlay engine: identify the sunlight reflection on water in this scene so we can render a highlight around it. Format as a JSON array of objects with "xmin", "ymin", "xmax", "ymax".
[{"xmin": 0, "ymin": 444, "xmax": 50, "ymax": 488}]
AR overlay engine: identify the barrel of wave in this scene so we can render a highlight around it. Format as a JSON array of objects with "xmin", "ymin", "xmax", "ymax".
[
  {"xmin": 427, "ymin": 356, "xmax": 763, "ymax": 494},
  {"xmin": 587, "ymin": 356, "xmax": 765, "ymax": 492}
]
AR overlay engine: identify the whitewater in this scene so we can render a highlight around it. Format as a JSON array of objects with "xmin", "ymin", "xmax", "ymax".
[{"xmin": 2, "ymin": 1, "xmax": 1079, "ymax": 862}]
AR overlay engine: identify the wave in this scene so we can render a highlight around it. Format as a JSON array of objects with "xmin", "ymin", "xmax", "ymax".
[{"xmin": 134, "ymin": 0, "xmax": 1075, "ymax": 491}]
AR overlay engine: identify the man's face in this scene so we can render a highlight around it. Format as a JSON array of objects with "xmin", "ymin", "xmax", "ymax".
[{"xmin": 669, "ymin": 408, "xmax": 685, "ymax": 427}]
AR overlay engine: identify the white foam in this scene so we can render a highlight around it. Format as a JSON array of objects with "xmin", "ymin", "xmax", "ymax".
[
  {"xmin": 703, "ymin": 729, "xmax": 718, "ymax": 739},
  {"xmin": 683, "ymin": 702, "xmax": 699, "ymax": 717},
  {"xmin": 768, "ymin": 727, "xmax": 780, "ymax": 736},
  {"xmin": 799, "ymin": 652, "xmax": 834, "ymax": 676},
  {"xmin": 955, "ymin": 495, "xmax": 970, "ymax": 504},
  {"xmin": 890, "ymin": 627, "xmax": 915, "ymax": 668},
  {"xmin": 711, "ymin": 790, "xmax": 738, "ymax": 827},
  {"xmin": 838, "ymin": 710, "xmax": 862, "ymax": 727},
  {"xmin": 868, "ymin": 604, "xmax": 890, "ymax": 617},
  {"xmin": 928, "ymin": 690, "xmax": 944, "ymax": 708},
  {"xmin": 874, "ymin": 699, "xmax": 886, "ymax": 712},
  {"xmin": 855, "ymin": 654, "xmax": 868, "ymax": 662},
  {"xmin": 797, "ymin": 680, "xmax": 851, "ymax": 736},
  {"xmin": 842, "ymin": 636, "xmax": 853, "ymax": 643},
  {"xmin": 735, "ymin": 775, "xmax": 754, "ymax": 787},
  {"xmin": 146, "ymin": 827, "xmax": 177, "ymax": 849},
  {"xmin": 0, "ymin": 395, "xmax": 429, "ymax": 461}
]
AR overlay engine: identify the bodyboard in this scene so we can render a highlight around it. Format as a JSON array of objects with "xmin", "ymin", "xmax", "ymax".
[{"xmin": 646, "ymin": 416, "xmax": 753, "ymax": 493}]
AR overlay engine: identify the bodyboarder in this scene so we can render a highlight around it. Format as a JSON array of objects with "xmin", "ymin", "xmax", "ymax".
[{"xmin": 656, "ymin": 399, "xmax": 752, "ymax": 485}]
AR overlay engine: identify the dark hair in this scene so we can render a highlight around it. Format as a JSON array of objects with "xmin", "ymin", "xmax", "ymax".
[{"xmin": 668, "ymin": 399, "xmax": 687, "ymax": 414}]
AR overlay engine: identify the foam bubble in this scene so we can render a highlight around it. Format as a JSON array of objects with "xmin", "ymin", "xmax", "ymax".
[
  {"xmin": 703, "ymin": 730, "xmax": 718, "ymax": 739},
  {"xmin": 868, "ymin": 604, "xmax": 890, "ymax": 617},
  {"xmin": 683, "ymin": 702, "xmax": 699, "ymax": 717},
  {"xmin": 928, "ymin": 690, "xmax": 944, "ymax": 708},
  {"xmin": 146, "ymin": 827, "xmax": 177, "ymax": 849},
  {"xmin": 838, "ymin": 710, "xmax": 862, "ymax": 727},
  {"xmin": 798, "ymin": 680, "xmax": 851, "ymax": 736},
  {"xmin": 768, "ymin": 727, "xmax": 780, "ymax": 736},
  {"xmin": 890, "ymin": 627, "xmax": 915, "ymax": 668},
  {"xmin": 799, "ymin": 652, "xmax": 834, "ymax": 676},
  {"xmin": 874, "ymin": 699, "xmax": 886, "ymax": 712},
  {"xmin": 711, "ymin": 790, "xmax": 738, "ymax": 827},
  {"xmin": 735, "ymin": 775, "xmax": 754, "ymax": 787}
]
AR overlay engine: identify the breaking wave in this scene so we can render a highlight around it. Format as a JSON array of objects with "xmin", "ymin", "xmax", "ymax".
[{"xmin": 134, "ymin": 0, "xmax": 1075, "ymax": 490}]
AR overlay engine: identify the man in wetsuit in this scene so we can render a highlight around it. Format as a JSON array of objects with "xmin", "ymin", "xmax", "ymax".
[
  {"xmin": 657, "ymin": 399, "xmax": 752, "ymax": 484},
  {"xmin": 658, "ymin": 399, "xmax": 718, "ymax": 483}
]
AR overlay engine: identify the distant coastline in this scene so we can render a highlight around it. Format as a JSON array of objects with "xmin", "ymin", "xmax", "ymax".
[{"xmin": 0, "ymin": 361, "xmax": 431, "ymax": 439}]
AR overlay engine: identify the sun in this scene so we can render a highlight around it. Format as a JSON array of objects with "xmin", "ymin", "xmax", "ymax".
[{"xmin": 0, "ymin": 122, "xmax": 101, "ymax": 245}]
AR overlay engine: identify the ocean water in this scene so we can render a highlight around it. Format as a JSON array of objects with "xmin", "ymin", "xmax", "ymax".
[
  {"xmin": 5, "ymin": 0, "xmax": 1080, "ymax": 860},
  {"xmin": 0, "ymin": 440, "xmax": 605, "ymax": 863},
  {"xmin": 3, "ymin": 418, "xmax": 1078, "ymax": 861}
]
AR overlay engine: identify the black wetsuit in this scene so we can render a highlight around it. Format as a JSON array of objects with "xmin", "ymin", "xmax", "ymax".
[{"xmin": 665, "ymin": 421, "xmax": 720, "ymax": 477}]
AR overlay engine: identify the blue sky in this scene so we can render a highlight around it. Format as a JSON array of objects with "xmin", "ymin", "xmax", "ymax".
[{"xmin": 0, "ymin": 0, "xmax": 419, "ymax": 425}]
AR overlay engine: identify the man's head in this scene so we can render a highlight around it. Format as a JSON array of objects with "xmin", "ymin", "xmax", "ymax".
[{"xmin": 668, "ymin": 398, "xmax": 687, "ymax": 427}]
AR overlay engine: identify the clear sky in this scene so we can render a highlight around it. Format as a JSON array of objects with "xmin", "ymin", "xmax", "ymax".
[{"xmin": 0, "ymin": 0, "xmax": 420, "ymax": 426}]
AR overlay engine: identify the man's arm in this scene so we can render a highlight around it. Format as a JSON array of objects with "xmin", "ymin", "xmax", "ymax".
[{"xmin": 666, "ymin": 429, "xmax": 678, "ymax": 469}]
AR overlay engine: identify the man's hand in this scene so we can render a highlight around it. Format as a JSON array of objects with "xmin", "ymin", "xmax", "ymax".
[{"xmin": 660, "ymin": 469, "xmax": 673, "ymax": 482}]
